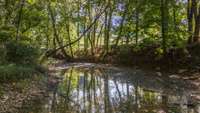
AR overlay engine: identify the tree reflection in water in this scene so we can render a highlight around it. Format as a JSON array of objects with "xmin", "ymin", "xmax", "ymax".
[{"xmin": 20, "ymin": 64, "xmax": 200, "ymax": 113}]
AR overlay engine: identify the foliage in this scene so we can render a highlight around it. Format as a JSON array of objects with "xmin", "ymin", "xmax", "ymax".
[
  {"xmin": 139, "ymin": 38, "xmax": 160, "ymax": 49},
  {"xmin": 0, "ymin": 24, "xmax": 40, "ymax": 65},
  {"xmin": 0, "ymin": 25, "xmax": 16, "ymax": 42},
  {"xmin": 5, "ymin": 41, "xmax": 40, "ymax": 65},
  {"xmin": 0, "ymin": 25, "xmax": 41, "ymax": 81}
]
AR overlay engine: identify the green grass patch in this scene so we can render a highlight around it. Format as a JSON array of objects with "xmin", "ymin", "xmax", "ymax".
[{"xmin": 0, "ymin": 64, "xmax": 37, "ymax": 82}]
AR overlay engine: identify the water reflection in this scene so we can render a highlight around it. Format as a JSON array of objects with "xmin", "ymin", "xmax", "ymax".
[{"xmin": 20, "ymin": 64, "xmax": 200, "ymax": 113}]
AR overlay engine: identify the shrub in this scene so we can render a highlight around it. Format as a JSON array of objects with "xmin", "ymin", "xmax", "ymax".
[
  {"xmin": 0, "ymin": 25, "xmax": 40, "ymax": 65},
  {"xmin": 0, "ymin": 25, "xmax": 42, "ymax": 82},
  {"xmin": 0, "ymin": 25, "xmax": 15, "ymax": 43},
  {"xmin": 110, "ymin": 45, "xmax": 134, "ymax": 64},
  {"xmin": 5, "ymin": 41, "xmax": 40, "ymax": 65},
  {"xmin": 139, "ymin": 38, "xmax": 160, "ymax": 49}
]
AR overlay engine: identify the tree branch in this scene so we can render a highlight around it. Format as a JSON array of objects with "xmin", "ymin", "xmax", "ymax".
[{"xmin": 45, "ymin": 4, "xmax": 109, "ymax": 57}]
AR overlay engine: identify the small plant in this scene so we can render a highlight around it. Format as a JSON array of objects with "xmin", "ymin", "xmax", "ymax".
[
  {"xmin": 0, "ymin": 45, "xmax": 7, "ymax": 64},
  {"xmin": 155, "ymin": 47, "xmax": 164, "ymax": 60}
]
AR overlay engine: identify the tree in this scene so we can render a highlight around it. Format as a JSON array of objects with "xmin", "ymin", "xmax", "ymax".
[
  {"xmin": 47, "ymin": 0, "xmax": 70, "ymax": 59},
  {"xmin": 161, "ymin": 0, "xmax": 169, "ymax": 54},
  {"xmin": 188, "ymin": 0, "xmax": 200, "ymax": 43},
  {"xmin": 16, "ymin": 0, "xmax": 26, "ymax": 40}
]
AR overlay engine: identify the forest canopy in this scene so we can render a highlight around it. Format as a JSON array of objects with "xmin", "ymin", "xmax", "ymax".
[{"xmin": 0, "ymin": 0, "xmax": 199, "ymax": 64}]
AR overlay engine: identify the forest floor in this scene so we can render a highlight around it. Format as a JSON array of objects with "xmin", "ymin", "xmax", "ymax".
[{"xmin": 0, "ymin": 75, "xmax": 48, "ymax": 113}]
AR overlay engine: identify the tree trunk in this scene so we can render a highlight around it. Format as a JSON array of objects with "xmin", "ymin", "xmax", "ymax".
[
  {"xmin": 161, "ymin": 0, "xmax": 168, "ymax": 54},
  {"xmin": 135, "ymin": 0, "xmax": 139, "ymax": 45},
  {"xmin": 64, "ymin": 0, "xmax": 74, "ymax": 58},
  {"xmin": 114, "ymin": 0, "xmax": 128, "ymax": 47},
  {"xmin": 188, "ymin": 0, "xmax": 193, "ymax": 43},
  {"xmin": 188, "ymin": 0, "xmax": 199, "ymax": 43},
  {"xmin": 194, "ymin": 8, "xmax": 200, "ymax": 42},
  {"xmin": 77, "ymin": 0, "xmax": 81, "ymax": 50},
  {"xmin": 16, "ymin": 0, "xmax": 25, "ymax": 40},
  {"xmin": 104, "ymin": 0, "xmax": 113, "ymax": 54},
  {"xmin": 66, "ymin": 21, "xmax": 74, "ymax": 58}
]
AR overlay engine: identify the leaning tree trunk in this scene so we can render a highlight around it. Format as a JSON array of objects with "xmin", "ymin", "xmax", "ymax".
[{"xmin": 48, "ymin": 1, "xmax": 70, "ymax": 60}]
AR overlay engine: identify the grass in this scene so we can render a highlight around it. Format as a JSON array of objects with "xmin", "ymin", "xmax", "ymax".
[{"xmin": 0, "ymin": 64, "xmax": 37, "ymax": 82}]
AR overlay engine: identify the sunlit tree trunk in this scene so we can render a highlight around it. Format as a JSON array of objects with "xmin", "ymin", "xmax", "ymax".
[
  {"xmin": 77, "ymin": 0, "xmax": 81, "ymax": 51},
  {"xmin": 84, "ymin": 14, "xmax": 89, "ymax": 54},
  {"xmin": 96, "ymin": 24, "xmax": 104, "ymax": 48},
  {"xmin": 104, "ymin": 0, "xmax": 113, "ymax": 54},
  {"xmin": 115, "ymin": 0, "xmax": 129, "ymax": 47},
  {"xmin": 88, "ymin": 0, "xmax": 95, "ymax": 56},
  {"xmin": 135, "ymin": 0, "xmax": 139, "ymax": 45},
  {"xmin": 66, "ymin": 22, "xmax": 74, "ymax": 58},
  {"xmin": 92, "ymin": 21, "xmax": 97, "ymax": 55},
  {"xmin": 63, "ymin": 0, "xmax": 74, "ymax": 58},
  {"xmin": 104, "ymin": 8, "xmax": 108, "ymax": 53},
  {"xmin": 188, "ymin": 0, "xmax": 200, "ymax": 43},
  {"xmin": 16, "ymin": 0, "xmax": 25, "ymax": 40}
]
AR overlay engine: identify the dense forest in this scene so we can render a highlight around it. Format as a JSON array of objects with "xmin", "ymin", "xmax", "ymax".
[{"xmin": 0, "ymin": 0, "xmax": 200, "ymax": 113}]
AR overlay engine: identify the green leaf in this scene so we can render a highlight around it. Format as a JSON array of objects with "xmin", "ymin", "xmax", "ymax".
[{"xmin": 27, "ymin": 0, "xmax": 36, "ymax": 4}]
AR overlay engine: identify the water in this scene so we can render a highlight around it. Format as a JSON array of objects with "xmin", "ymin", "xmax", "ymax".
[{"xmin": 20, "ymin": 63, "xmax": 200, "ymax": 113}]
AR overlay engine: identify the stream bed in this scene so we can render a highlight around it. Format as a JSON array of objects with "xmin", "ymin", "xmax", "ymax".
[{"xmin": 19, "ymin": 63, "xmax": 200, "ymax": 113}]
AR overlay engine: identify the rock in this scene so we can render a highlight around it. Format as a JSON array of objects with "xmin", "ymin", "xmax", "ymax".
[
  {"xmin": 156, "ymin": 72, "xmax": 162, "ymax": 76},
  {"xmin": 178, "ymin": 69, "xmax": 187, "ymax": 74},
  {"xmin": 155, "ymin": 67, "xmax": 161, "ymax": 71},
  {"xmin": 191, "ymin": 94, "xmax": 200, "ymax": 101},
  {"xmin": 195, "ymin": 66, "xmax": 200, "ymax": 70},
  {"xmin": 169, "ymin": 75, "xmax": 180, "ymax": 79}
]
